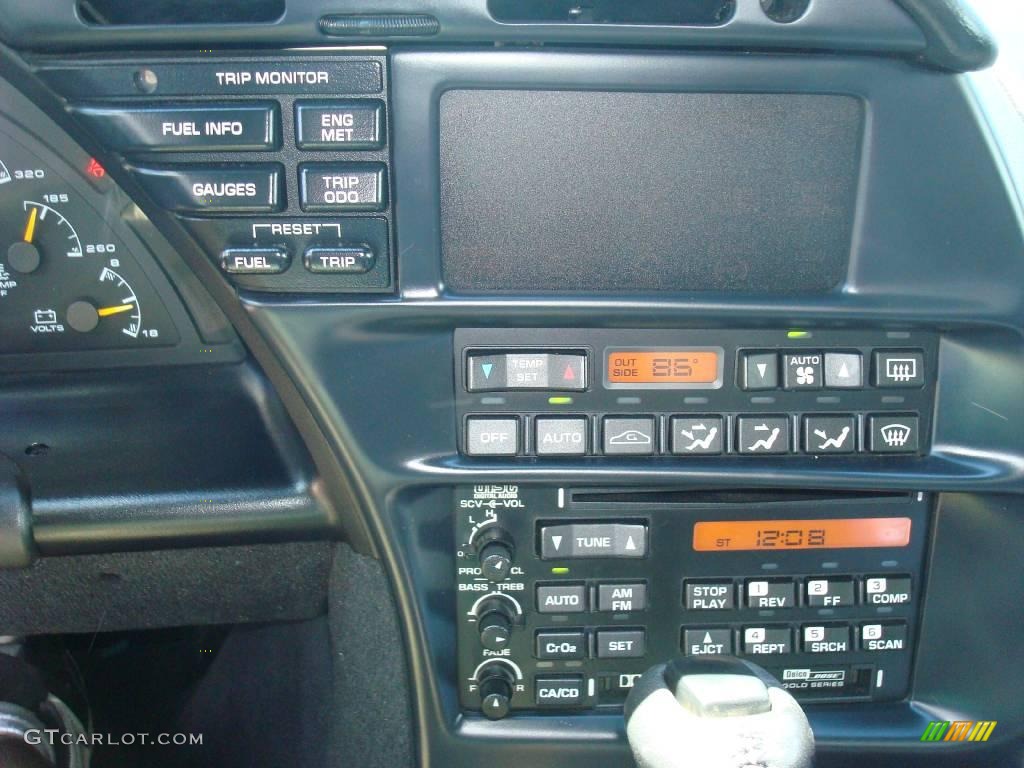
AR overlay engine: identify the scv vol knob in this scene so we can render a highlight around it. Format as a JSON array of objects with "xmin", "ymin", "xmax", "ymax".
[
  {"xmin": 478, "ymin": 663, "xmax": 516, "ymax": 720},
  {"xmin": 477, "ymin": 536, "xmax": 515, "ymax": 582}
]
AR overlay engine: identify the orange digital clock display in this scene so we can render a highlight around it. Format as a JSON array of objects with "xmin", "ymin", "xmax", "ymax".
[
  {"xmin": 606, "ymin": 349, "xmax": 721, "ymax": 386},
  {"xmin": 693, "ymin": 518, "xmax": 912, "ymax": 551}
]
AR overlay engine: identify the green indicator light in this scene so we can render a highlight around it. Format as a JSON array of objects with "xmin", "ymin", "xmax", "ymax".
[
  {"xmin": 787, "ymin": 330, "xmax": 812, "ymax": 339},
  {"xmin": 548, "ymin": 396, "xmax": 574, "ymax": 405},
  {"xmin": 551, "ymin": 567, "xmax": 570, "ymax": 575}
]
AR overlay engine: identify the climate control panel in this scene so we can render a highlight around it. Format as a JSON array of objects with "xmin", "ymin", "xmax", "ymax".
[
  {"xmin": 455, "ymin": 328, "xmax": 937, "ymax": 459},
  {"xmin": 455, "ymin": 485, "xmax": 928, "ymax": 717}
]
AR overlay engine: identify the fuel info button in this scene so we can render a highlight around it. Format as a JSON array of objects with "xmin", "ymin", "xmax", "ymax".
[{"xmin": 304, "ymin": 246, "xmax": 375, "ymax": 274}]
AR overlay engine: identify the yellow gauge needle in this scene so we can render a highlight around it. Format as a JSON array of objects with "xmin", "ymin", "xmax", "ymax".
[
  {"xmin": 23, "ymin": 207, "xmax": 38, "ymax": 243},
  {"xmin": 97, "ymin": 303, "xmax": 135, "ymax": 317}
]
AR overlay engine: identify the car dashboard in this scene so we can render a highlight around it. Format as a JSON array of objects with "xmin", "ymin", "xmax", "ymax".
[{"xmin": 0, "ymin": 1, "xmax": 1021, "ymax": 767}]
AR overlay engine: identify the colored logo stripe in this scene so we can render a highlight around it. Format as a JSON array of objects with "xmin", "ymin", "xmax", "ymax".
[{"xmin": 921, "ymin": 721, "xmax": 997, "ymax": 742}]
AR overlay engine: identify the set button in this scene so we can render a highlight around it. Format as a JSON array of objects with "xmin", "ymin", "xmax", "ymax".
[{"xmin": 596, "ymin": 629, "xmax": 646, "ymax": 659}]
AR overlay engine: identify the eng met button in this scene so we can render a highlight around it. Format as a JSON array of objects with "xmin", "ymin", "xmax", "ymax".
[{"xmin": 295, "ymin": 101, "xmax": 384, "ymax": 149}]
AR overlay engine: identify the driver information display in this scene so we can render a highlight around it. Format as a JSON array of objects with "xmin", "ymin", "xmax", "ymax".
[
  {"xmin": 606, "ymin": 348, "xmax": 722, "ymax": 387},
  {"xmin": 693, "ymin": 517, "xmax": 913, "ymax": 551}
]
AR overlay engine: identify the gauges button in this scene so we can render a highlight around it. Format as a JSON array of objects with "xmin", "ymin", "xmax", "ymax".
[
  {"xmin": 132, "ymin": 163, "xmax": 284, "ymax": 213},
  {"xmin": 220, "ymin": 247, "xmax": 290, "ymax": 275},
  {"xmin": 71, "ymin": 103, "xmax": 279, "ymax": 152}
]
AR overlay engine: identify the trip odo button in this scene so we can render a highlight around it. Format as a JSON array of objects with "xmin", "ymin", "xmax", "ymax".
[
  {"xmin": 300, "ymin": 163, "xmax": 387, "ymax": 212},
  {"xmin": 132, "ymin": 163, "xmax": 284, "ymax": 213}
]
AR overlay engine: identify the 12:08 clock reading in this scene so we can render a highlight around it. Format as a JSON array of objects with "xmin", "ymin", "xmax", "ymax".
[{"xmin": 692, "ymin": 518, "xmax": 913, "ymax": 551}]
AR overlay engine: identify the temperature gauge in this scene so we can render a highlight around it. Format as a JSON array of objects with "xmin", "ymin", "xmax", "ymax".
[{"xmin": 0, "ymin": 129, "xmax": 178, "ymax": 353}]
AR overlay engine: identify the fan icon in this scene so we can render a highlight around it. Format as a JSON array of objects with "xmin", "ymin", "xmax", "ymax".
[{"xmin": 796, "ymin": 366, "xmax": 815, "ymax": 385}]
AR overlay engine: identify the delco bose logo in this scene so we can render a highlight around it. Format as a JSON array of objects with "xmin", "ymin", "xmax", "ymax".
[{"xmin": 920, "ymin": 721, "xmax": 997, "ymax": 742}]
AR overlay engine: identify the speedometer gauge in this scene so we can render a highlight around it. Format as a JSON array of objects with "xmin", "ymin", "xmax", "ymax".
[{"xmin": 0, "ymin": 128, "xmax": 178, "ymax": 353}]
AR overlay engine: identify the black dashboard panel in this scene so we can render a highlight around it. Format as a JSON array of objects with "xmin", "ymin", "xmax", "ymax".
[
  {"xmin": 440, "ymin": 90, "xmax": 861, "ymax": 293},
  {"xmin": 0, "ymin": 2, "xmax": 1019, "ymax": 768}
]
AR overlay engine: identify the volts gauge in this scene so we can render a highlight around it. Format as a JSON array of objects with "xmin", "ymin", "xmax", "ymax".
[{"xmin": 0, "ymin": 130, "xmax": 178, "ymax": 353}]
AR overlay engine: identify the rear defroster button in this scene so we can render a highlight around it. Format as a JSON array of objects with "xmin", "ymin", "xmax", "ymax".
[{"xmin": 304, "ymin": 246, "xmax": 375, "ymax": 274}]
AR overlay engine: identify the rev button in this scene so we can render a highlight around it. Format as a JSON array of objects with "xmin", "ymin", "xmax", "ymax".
[{"xmin": 220, "ymin": 247, "xmax": 290, "ymax": 275}]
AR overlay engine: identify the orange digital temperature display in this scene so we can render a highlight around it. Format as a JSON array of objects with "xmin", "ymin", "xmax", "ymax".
[
  {"xmin": 606, "ymin": 349, "xmax": 720, "ymax": 386},
  {"xmin": 693, "ymin": 518, "xmax": 912, "ymax": 551}
]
